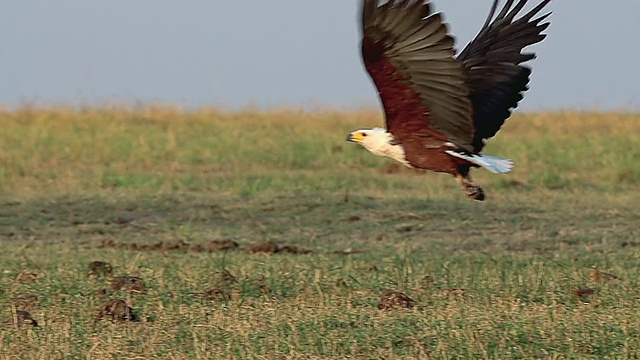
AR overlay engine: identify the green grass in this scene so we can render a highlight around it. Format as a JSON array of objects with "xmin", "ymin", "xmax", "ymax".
[{"xmin": 1, "ymin": 106, "xmax": 640, "ymax": 359}]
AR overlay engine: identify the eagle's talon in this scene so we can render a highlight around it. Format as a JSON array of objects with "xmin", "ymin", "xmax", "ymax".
[{"xmin": 466, "ymin": 186, "xmax": 485, "ymax": 201}]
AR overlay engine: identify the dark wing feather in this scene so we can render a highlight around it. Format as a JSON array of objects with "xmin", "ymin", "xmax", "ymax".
[
  {"xmin": 361, "ymin": 0, "xmax": 474, "ymax": 151},
  {"xmin": 457, "ymin": 0, "xmax": 552, "ymax": 152}
]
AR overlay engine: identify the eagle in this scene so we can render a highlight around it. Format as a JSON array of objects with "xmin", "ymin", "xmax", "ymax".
[{"xmin": 347, "ymin": 0, "xmax": 551, "ymax": 201}]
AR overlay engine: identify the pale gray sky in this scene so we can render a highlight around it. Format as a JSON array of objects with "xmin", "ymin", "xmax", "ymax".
[{"xmin": 1, "ymin": 1, "xmax": 639, "ymax": 111}]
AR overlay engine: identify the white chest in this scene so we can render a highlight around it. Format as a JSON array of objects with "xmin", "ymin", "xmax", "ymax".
[{"xmin": 370, "ymin": 143, "xmax": 412, "ymax": 167}]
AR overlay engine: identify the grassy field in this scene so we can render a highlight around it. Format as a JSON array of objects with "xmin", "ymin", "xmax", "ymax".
[{"xmin": 1, "ymin": 106, "xmax": 640, "ymax": 359}]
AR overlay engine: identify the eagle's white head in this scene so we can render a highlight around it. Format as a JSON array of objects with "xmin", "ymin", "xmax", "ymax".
[{"xmin": 346, "ymin": 127, "xmax": 410, "ymax": 166}]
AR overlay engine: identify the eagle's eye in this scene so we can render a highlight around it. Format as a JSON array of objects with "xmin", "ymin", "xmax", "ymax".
[{"xmin": 361, "ymin": 132, "xmax": 368, "ymax": 137}]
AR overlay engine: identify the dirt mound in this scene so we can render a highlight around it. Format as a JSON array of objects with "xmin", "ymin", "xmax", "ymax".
[
  {"xmin": 9, "ymin": 310, "xmax": 39, "ymax": 327},
  {"xmin": 99, "ymin": 239, "xmax": 238, "ymax": 253},
  {"xmin": 15, "ymin": 271, "xmax": 38, "ymax": 283},
  {"xmin": 88, "ymin": 261, "xmax": 113, "ymax": 277},
  {"xmin": 97, "ymin": 238, "xmax": 363, "ymax": 257},
  {"xmin": 98, "ymin": 238, "xmax": 320, "ymax": 255},
  {"xmin": 571, "ymin": 287, "xmax": 595, "ymax": 298},
  {"xmin": 248, "ymin": 241, "xmax": 278, "ymax": 254},
  {"xmin": 247, "ymin": 241, "xmax": 312, "ymax": 254},
  {"xmin": 378, "ymin": 289, "xmax": 415, "ymax": 310},
  {"xmin": 95, "ymin": 299, "xmax": 139, "ymax": 323},
  {"xmin": 199, "ymin": 269, "xmax": 239, "ymax": 302},
  {"xmin": 277, "ymin": 245, "xmax": 312, "ymax": 254}
]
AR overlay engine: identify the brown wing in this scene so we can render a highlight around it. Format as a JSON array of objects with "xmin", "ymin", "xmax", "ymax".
[
  {"xmin": 361, "ymin": 0, "xmax": 474, "ymax": 151},
  {"xmin": 457, "ymin": 0, "xmax": 552, "ymax": 152}
]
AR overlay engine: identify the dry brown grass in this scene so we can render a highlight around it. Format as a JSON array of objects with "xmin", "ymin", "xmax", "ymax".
[{"xmin": 1, "ymin": 107, "xmax": 640, "ymax": 358}]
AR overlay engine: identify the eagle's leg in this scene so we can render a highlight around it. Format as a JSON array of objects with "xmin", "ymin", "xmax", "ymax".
[{"xmin": 456, "ymin": 166, "xmax": 485, "ymax": 201}]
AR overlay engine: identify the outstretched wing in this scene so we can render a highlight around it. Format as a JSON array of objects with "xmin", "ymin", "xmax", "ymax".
[
  {"xmin": 361, "ymin": 0, "xmax": 474, "ymax": 151},
  {"xmin": 457, "ymin": 0, "xmax": 552, "ymax": 152}
]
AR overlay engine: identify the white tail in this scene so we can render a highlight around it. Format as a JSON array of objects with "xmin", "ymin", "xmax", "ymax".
[{"xmin": 445, "ymin": 151, "xmax": 514, "ymax": 174}]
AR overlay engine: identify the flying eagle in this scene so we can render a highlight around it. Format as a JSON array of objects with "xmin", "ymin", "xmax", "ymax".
[{"xmin": 347, "ymin": 0, "xmax": 551, "ymax": 201}]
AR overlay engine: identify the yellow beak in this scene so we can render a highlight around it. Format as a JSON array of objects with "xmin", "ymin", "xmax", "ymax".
[{"xmin": 346, "ymin": 132, "xmax": 364, "ymax": 142}]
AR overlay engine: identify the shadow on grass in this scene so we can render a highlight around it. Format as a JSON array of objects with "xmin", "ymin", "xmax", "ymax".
[{"xmin": 1, "ymin": 191, "xmax": 637, "ymax": 257}]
